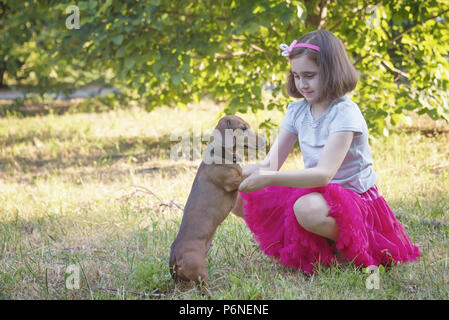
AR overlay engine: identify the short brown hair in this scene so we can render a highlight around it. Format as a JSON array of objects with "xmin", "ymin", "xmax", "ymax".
[{"xmin": 286, "ymin": 30, "xmax": 358, "ymax": 101}]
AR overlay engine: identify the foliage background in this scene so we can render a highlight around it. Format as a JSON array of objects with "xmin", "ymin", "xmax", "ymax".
[{"xmin": 1, "ymin": 0, "xmax": 449, "ymax": 135}]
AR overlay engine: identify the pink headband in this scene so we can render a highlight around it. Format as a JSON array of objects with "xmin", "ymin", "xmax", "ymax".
[{"xmin": 280, "ymin": 40, "xmax": 321, "ymax": 57}]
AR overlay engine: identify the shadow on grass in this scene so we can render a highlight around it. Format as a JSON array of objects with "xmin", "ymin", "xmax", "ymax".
[
  {"xmin": 1, "ymin": 127, "xmax": 270, "ymax": 182},
  {"xmin": 0, "ymin": 132, "xmax": 211, "ymax": 179}
]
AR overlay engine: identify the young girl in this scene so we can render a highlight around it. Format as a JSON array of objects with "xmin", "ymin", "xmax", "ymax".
[{"xmin": 233, "ymin": 29, "xmax": 420, "ymax": 274}]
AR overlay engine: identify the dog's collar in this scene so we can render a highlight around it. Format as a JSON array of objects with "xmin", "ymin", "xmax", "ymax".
[{"xmin": 203, "ymin": 144, "xmax": 242, "ymax": 164}]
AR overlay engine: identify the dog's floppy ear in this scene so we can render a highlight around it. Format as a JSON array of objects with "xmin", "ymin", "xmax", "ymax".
[{"xmin": 210, "ymin": 119, "xmax": 234, "ymax": 148}]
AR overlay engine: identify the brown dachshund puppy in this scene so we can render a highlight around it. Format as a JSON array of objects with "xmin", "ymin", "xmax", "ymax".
[{"xmin": 169, "ymin": 115, "xmax": 266, "ymax": 284}]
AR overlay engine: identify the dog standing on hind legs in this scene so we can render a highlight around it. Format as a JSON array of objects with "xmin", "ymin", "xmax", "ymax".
[{"xmin": 169, "ymin": 115, "xmax": 266, "ymax": 285}]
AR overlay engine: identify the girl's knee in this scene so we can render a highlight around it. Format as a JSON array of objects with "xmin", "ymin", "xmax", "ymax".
[
  {"xmin": 293, "ymin": 199, "xmax": 313, "ymax": 228},
  {"xmin": 293, "ymin": 193, "xmax": 329, "ymax": 229},
  {"xmin": 294, "ymin": 209, "xmax": 320, "ymax": 231}
]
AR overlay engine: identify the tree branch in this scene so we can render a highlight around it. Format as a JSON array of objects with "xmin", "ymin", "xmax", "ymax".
[
  {"xmin": 214, "ymin": 51, "xmax": 251, "ymax": 60},
  {"xmin": 352, "ymin": 2, "xmax": 448, "ymax": 66},
  {"xmin": 318, "ymin": 0, "xmax": 331, "ymax": 29},
  {"xmin": 374, "ymin": 53, "xmax": 409, "ymax": 79},
  {"xmin": 353, "ymin": 53, "xmax": 370, "ymax": 66},
  {"xmin": 329, "ymin": 0, "xmax": 383, "ymax": 31},
  {"xmin": 304, "ymin": 0, "xmax": 321, "ymax": 27},
  {"xmin": 390, "ymin": 8, "xmax": 449, "ymax": 43},
  {"xmin": 158, "ymin": 9, "xmax": 227, "ymax": 22}
]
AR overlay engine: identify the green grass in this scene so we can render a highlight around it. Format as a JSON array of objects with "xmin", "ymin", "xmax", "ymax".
[{"xmin": 0, "ymin": 100, "xmax": 448, "ymax": 299}]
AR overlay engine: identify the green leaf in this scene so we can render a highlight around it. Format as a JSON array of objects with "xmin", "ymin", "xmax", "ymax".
[
  {"xmin": 171, "ymin": 74, "xmax": 182, "ymax": 86},
  {"xmin": 184, "ymin": 73, "xmax": 194, "ymax": 84},
  {"xmin": 112, "ymin": 34, "xmax": 124, "ymax": 45},
  {"xmin": 124, "ymin": 58, "xmax": 134, "ymax": 70}
]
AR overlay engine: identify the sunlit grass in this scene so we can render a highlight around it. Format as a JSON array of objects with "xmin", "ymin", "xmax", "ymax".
[{"xmin": 0, "ymin": 100, "xmax": 448, "ymax": 299}]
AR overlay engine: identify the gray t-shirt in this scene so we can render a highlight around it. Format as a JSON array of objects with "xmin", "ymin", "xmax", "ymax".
[{"xmin": 281, "ymin": 96, "xmax": 377, "ymax": 194}]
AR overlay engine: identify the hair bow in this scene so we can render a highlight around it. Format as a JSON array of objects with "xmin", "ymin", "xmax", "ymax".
[{"xmin": 280, "ymin": 40, "xmax": 298, "ymax": 57}]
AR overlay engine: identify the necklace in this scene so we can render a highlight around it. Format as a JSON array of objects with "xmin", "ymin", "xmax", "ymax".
[{"xmin": 309, "ymin": 105, "xmax": 321, "ymax": 128}]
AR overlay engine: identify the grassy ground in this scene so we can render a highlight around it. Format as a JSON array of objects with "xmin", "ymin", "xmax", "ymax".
[{"xmin": 0, "ymin": 100, "xmax": 448, "ymax": 299}]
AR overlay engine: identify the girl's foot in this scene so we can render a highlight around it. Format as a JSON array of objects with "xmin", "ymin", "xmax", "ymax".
[
  {"xmin": 334, "ymin": 248, "xmax": 351, "ymax": 266},
  {"xmin": 327, "ymin": 239, "xmax": 350, "ymax": 266}
]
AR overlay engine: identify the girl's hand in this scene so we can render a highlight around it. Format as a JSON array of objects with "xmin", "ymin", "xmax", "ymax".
[
  {"xmin": 238, "ymin": 169, "xmax": 275, "ymax": 193},
  {"xmin": 241, "ymin": 163, "xmax": 263, "ymax": 178}
]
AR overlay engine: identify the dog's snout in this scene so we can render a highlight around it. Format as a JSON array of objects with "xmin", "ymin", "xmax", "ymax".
[{"xmin": 242, "ymin": 129, "xmax": 266, "ymax": 150}]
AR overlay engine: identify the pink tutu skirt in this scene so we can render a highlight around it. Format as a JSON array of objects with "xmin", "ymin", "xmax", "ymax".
[{"xmin": 239, "ymin": 183, "xmax": 420, "ymax": 274}]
